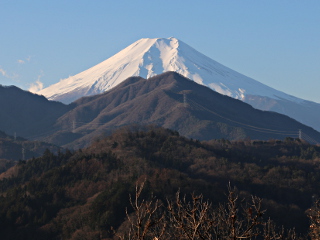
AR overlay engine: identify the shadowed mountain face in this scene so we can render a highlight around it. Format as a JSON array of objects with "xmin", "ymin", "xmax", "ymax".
[
  {"xmin": 0, "ymin": 85, "xmax": 69, "ymax": 138},
  {"xmin": 41, "ymin": 72, "xmax": 320, "ymax": 149}
]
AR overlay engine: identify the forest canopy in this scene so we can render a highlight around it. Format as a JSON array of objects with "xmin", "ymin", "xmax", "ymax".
[{"xmin": 0, "ymin": 126, "xmax": 320, "ymax": 239}]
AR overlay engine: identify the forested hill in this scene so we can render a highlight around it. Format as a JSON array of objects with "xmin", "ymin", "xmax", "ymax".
[
  {"xmin": 48, "ymin": 72, "xmax": 320, "ymax": 148},
  {"xmin": 1, "ymin": 126, "xmax": 320, "ymax": 239}
]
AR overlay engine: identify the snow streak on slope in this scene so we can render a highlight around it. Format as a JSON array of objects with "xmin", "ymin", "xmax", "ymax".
[{"xmin": 38, "ymin": 37, "xmax": 302, "ymax": 104}]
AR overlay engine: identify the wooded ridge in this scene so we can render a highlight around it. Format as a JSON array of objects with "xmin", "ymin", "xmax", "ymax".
[{"xmin": 1, "ymin": 126, "xmax": 320, "ymax": 239}]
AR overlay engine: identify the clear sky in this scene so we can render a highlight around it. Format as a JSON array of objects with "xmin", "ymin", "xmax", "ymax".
[{"xmin": 1, "ymin": 0, "xmax": 319, "ymax": 102}]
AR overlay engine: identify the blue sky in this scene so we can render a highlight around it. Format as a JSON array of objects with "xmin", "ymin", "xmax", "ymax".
[{"xmin": 1, "ymin": 0, "xmax": 320, "ymax": 102}]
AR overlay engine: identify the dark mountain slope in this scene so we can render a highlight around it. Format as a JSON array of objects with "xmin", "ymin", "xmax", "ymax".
[
  {"xmin": 46, "ymin": 72, "xmax": 320, "ymax": 148},
  {"xmin": 1, "ymin": 74, "xmax": 319, "ymax": 150},
  {"xmin": 0, "ymin": 85, "xmax": 69, "ymax": 138}
]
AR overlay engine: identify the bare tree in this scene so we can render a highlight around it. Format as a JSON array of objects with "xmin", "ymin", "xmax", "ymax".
[
  {"xmin": 262, "ymin": 219, "xmax": 300, "ymax": 240},
  {"xmin": 166, "ymin": 190, "xmax": 214, "ymax": 240},
  {"xmin": 308, "ymin": 199, "xmax": 320, "ymax": 240},
  {"xmin": 115, "ymin": 181, "xmax": 166, "ymax": 240},
  {"xmin": 114, "ymin": 182, "xmax": 302, "ymax": 240},
  {"xmin": 211, "ymin": 185, "xmax": 264, "ymax": 239}
]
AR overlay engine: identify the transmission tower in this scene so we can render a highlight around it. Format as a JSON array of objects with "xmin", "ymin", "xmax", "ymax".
[
  {"xmin": 22, "ymin": 148, "xmax": 25, "ymax": 161},
  {"xmin": 299, "ymin": 129, "xmax": 302, "ymax": 140},
  {"xmin": 72, "ymin": 120, "xmax": 76, "ymax": 132},
  {"xmin": 183, "ymin": 93, "xmax": 187, "ymax": 108}
]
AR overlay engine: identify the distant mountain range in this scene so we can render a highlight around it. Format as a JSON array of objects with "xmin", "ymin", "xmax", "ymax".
[
  {"xmin": 1, "ymin": 72, "xmax": 319, "ymax": 149},
  {"xmin": 37, "ymin": 37, "xmax": 320, "ymax": 132}
]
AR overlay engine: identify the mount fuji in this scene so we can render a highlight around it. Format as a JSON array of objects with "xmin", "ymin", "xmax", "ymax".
[{"xmin": 37, "ymin": 37, "xmax": 320, "ymax": 131}]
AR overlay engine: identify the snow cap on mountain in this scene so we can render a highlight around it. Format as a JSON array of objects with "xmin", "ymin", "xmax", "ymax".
[{"xmin": 37, "ymin": 37, "xmax": 301, "ymax": 104}]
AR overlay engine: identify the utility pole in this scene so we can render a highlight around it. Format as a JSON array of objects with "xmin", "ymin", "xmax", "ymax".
[{"xmin": 14, "ymin": 132, "xmax": 16, "ymax": 141}]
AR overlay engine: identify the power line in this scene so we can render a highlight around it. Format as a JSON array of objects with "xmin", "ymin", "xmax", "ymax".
[
  {"xmin": 22, "ymin": 92, "xmax": 319, "ymax": 145},
  {"xmin": 186, "ymin": 96, "xmax": 319, "ymax": 144},
  {"xmin": 187, "ymin": 97, "xmax": 297, "ymax": 135},
  {"xmin": 301, "ymin": 131, "xmax": 319, "ymax": 144}
]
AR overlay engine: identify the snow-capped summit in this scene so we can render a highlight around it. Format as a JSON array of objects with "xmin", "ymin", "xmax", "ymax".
[{"xmin": 37, "ymin": 37, "xmax": 300, "ymax": 104}]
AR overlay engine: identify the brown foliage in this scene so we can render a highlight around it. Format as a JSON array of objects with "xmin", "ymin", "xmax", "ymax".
[
  {"xmin": 115, "ymin": 182, "xmax": 303, "ymax": 240},
  {"xmin": 308, "ymin": 200, "xmax": 320, "ymax": 239}
]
